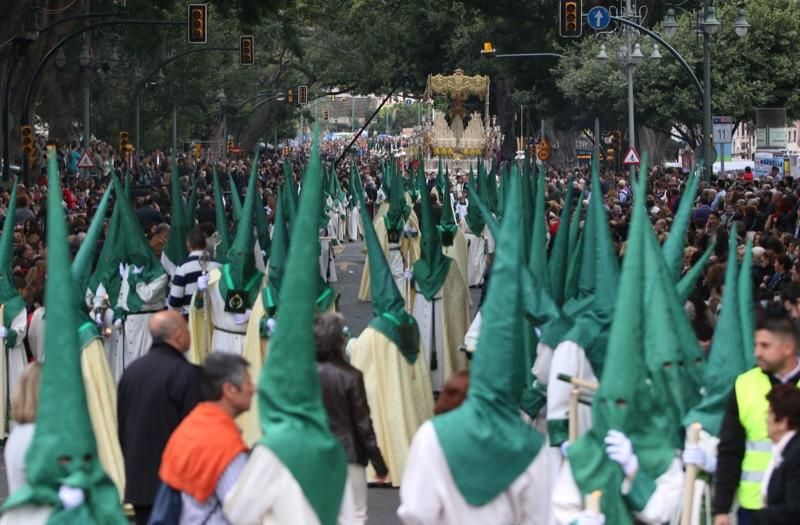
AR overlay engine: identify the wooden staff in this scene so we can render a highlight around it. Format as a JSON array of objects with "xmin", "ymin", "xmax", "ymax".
[
  {"xmin": 199, "ymin": 251, "xmax": 211, "ymax": 354},
  {"xmin": 557, "ymin": 373, "xmax": 599, "ymax": 392},
  {"xmin": 681, "ymin": 422, "xmax": 703, "ymax": 525},
  {"xmin": 569, "ymin": 387, "xmax": 580, "ymax": 443},
  {"xmin": 585, "ymin": 490, "xmax": 602, "ymax": 514}
]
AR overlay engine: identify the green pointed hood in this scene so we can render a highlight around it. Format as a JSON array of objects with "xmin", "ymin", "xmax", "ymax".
[
  {"xmin": 496, "ymin": 162, "xmax": 511, "ymax": 220},
  {"xmin": 412, "ymin": 168, "xmax": 452, "ymax": 301},
  {"xmin": 662, "ymin": 171, "xmax": 700, "ymax": 282},
  {"xmin": 568, "ymin": 161, "xmax": 676, "ymax": 525},
  {"xmin": 683, "ymin": 230, "xmax": 748, "ymax": 435},
  {"xmin": 676, "ymin": 242, "xmax": 716, "ymax": 303},
  {"xmin": 464, "ymin": 164, "xmax": 485, "ymax": 236},
  {"xmin": 350, "ymin": 170, "xmax": 420, "ymax": 362},
  {"xmin": 221, "ymin": 147, "xmax": 261, "ymax": 312},
  {"xmin": 466, "ymin": 184, "xmax": 500, "ymax": 240},
  {"xmin": 186, "ymin": 176, "xmax": 199, "ymax": 228},
  {"xmin": 258, "ymin": 132, "xmax": 347, "ymax": 525},
  {"xmin": 162, "ymin": 154, "xmax": 190, "ymax": 268},
  {"xmin": 529, "ymin": 166, "xmax": 550, "ymax": 291},
  {"xmin": 263, "ymin": 185, "xmax": 289, "ymax": 317},
  {"xmin": 87, "ymin": 177, "xmax": 124, "ymax": 312},
  {"xmin": 253, "ymin": 184, "xmax": 271, "ymax": 261},
  {"xmin": 563, "ymin": 188, "xmax": 585, "ymax": 302},
  {"xmin": 436, "ymin": 158, "xmax": 447, "ymax": 197},
  {"xmin": 437, "ymin": 161, "xmax": 459, "ymax": 247},
  {"xmin": 433, "ymin": 169, "xmax": 543, "ymax": 506},
  {"xmin": 0, "ymin": 181, "xmax": 24, "ymax": 327},
  {"xmin": 212, "ymin": 169, "xmax": 232, "ymax": 263},
  {"xmin": 383, "ymin": 161, "xmax": 408, "ymax": 234},
  {"xmin": 1, "ymin": 150, "xmax": 125, "ymax": 523},
  {"xmin": 739, "ymin": 236, "xmax": 756, "ymax": 370},
  {"xmin": 227, "ymin": 171, "xmax": 243, "ymax": 225},
  {"xmin": 548, "ymin": 181, "xmax": 575, "ymax": 306}
]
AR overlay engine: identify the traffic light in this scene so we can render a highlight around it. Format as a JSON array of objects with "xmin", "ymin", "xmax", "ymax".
[
  {"xmin": 227, "ymin": 140, "xmax": 234, "ymax": 156},
  {"xmin": 298, "ymin": 85, "xmax": 308, "ymax": 105},
  {"xmin": 611, "ymin": 130, "xmax": 621, "ymax": 150},
  {"xmin": 119, "ymin": 131, "xmax": 129, "ymax": 153},
  {"xmin": 239, "ymin": 35, "xmax": 254, "ymax": 65},
  {"xmin": 287, "ymin": 88, "xmax": 294, "ymax": 104},
  {"xmin": 20, "ymin": 125, "xmax": 34, "ymax": 160},
  {"xmin": 322, "ymin": 109, "xmax": 330, "ymax": 122},
  {"xmin": 559, "ymin": 0, "xmax": 582, "ymax": 38},
  {"xmin": 187, "ymin": 4, "xmax": 208, "ymax": 44},
  {"xmin": 193, "ymin": 143, "xmax": 202, "ymax": 159}
]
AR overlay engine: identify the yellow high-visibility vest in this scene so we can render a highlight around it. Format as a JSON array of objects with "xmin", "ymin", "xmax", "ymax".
[{"xmin": 735, "ymin": 368, "xmax": 800, "ymax": 509}]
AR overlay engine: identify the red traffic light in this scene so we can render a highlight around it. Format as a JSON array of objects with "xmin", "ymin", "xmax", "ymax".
[{"xmin": 187, "ymin": 4, "xmax": 208, "ymax": 44}]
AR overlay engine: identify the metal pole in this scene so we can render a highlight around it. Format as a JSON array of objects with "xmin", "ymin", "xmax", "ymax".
[
  {"xmin": 222, "ymin": 111, "xmax": 227, "ymax": 161},
  {"xmin": 172, "ymin": 105, "xmax": 177, "ymax": 156},
  {"xmin": 594, "ymin": 117, "xmax": 601, "ymax": 163},
  {"xmin": 351, "ymin": 96, "xmax": 355, "ymax": 133},
  {"xmin": 83, "ymin": 70, "xmax": 90, "ymax": 177},
  {"xmin": 2, "ymin": 51, "xmax": 21, "ymax": 182},
  {"xmin": 703, "ymin": 0, "xmax": 713, "ymax": 180},
  {"xmin": 134, "ymin": 93, "xmax": 140, "ymax": 152},
  {"xmin": 625, "ymin": 0, "xmax": 636, "ymax": 179},
  {"xmin": 540, "ymin": 118, "xmax": 546, "ymax": 170}
]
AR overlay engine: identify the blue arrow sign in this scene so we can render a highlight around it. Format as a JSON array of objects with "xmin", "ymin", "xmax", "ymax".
[{"xmin": 587, "ymin": 6, "xmax": 610, "ymax": 31}]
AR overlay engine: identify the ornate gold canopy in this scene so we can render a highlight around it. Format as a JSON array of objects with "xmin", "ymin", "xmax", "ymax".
[{"xmin": 424, "ymin": 69, "xmax": 490, "ymax": 101}]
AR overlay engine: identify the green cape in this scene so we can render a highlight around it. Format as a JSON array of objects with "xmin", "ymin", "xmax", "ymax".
[
  {"xmin": 0, "ymin": 181, "xmax": 25, "ymax": 328},
  {"xmin": 412, "ymin": 168, "xmax": 452, "ymax": 301},
  {"xmin": 258, "ymin": 132, "xmax": 347, "ymax": 525},
  {"xmin": 433, "ymin": 168, "xmax": 543, "ymax": 506}
]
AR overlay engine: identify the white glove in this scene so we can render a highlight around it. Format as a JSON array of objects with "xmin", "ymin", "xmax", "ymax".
[
  {"xmin": 261, "ymin": 250, "xmax": 267, "ymax": 258},
  {"xmin": 131, "ymin": 265, "xmax": 144, "ymax": 275},
  {"xmin": 118, "ymin": 263, "xmax": 129, "ymax": 279},
  {"xmin": 573, "ymin": 510, "xmax": 605, "ymax": 525},
  {"xmin": 560, "ymin": 441, "xmax": 570, "ymax": 458},
  {"xmin": 682, "ymin": 445, "xmax": 717, "ymax": 473},
  {"xmin": 58, "ymin": 485, "xmax": 85, "ymax": 509},
  {"xmin": 93, "ymin": 311, "xmax": 103, "ymax": 325},
  {"xmin": 114, "ymin": 319, "xmax": 122, "ymax": 328},
  {"xmin": 233, "ymin": 310, "xmax": 251, "ymax": 325},
  {"xmin": 604, "ymin": 429, "xmax": 639, "ymax": 477},
  {"xmin": 266, "ymin": 318, "xmax": 277, "ymax": 333},
  {"xmin": 197, "ymin": 275, "xmax": 209, "ymax": 291},
  {"xmin": 0, "ymin": 326, "xmax": 7, "ymax": 338},
  {"xmin": 403, "ymin": 269, "xmax": 413, "ymax": 280}
]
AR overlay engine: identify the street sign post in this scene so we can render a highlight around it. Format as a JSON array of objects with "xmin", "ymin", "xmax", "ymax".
[
  {"xmin": 622, "ymin": 146, "xmax": 641, "ymax": 165},
  {"xmin": 77, "ymin": 151, "xmax": 95, "ymax": 169},
  {"xmin": 587, "ymin": 6, "xmax": 611, "ymax": 31},
  {"xmin": 713, "ymin": 116, "xmax": 733, "ymax": 176}
]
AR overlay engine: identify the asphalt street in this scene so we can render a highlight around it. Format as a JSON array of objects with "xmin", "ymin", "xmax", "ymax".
[{"xmin": 0, "ymin": 239, "xmax": 481, "ymax": 524}]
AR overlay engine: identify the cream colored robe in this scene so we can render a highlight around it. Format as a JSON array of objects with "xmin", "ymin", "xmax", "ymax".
[
  {"xmin": 412, "ymin": 266, "xmax": 470, "ymax": 392},
  {"xmin": 348, "ymin": 327, "xmax": 434, "ymax": 486},
  {"xmin": 358, "ymin": 207, "xmax": 420, "ymax": 302},
  {"xmin": 443, "ymin": 229, "xmax": 469, "ymax": 293}
]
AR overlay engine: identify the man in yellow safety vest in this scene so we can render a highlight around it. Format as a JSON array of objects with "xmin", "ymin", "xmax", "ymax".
[{"xmin": 713, "ymin": 309, "xmax": 800, "ymax": 525}]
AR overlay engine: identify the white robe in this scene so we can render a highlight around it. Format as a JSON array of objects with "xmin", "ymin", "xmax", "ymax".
[
  {"xmin": 387, "ymin": 243, "xmax": 406, "ymax": 299},
  {"xmin": 546, "ymin": 341, "xmax": 596, "ymax": 445},
  {"xmin": 320, "ymin": 234, "xmax": 338, "ymax": 284},
  {"xmin": 463, "ymin": 311, "xmax": 481, "ymax": 354},
  {"xmin": 27, "ymin": 307, "xmax": 45, "ymax": 362},
  {"xmin": 551, "ymin": 458, "xmax": 684, "ymax": 525},
  {"xmin": 208, "ymin": 280, "xmax": 248, "ymax": 355},
  {"xmin": 223, "ymin": 445, "xmax": 356, "ymax": 525},
  {"xmin": 398, "ymin": 421, "xmax": 550, "ymax": 525},
  {"xmin": 347, "ymin": 207, "xmax": 361, "ymax": 242},
  {"xmin": 0, "ymin": 505, "xmax": 52, "ymax": 525},
  {"xmin": 6, "ymin": 309, "xmax": 28, "ymax": 406},
  {"xmin": 113, "ymin": 273, "xmax": 169, "ymax": 372},
  {"xmin": 463, "ymin": 232, "xmax": 487, "ymax": 287}
]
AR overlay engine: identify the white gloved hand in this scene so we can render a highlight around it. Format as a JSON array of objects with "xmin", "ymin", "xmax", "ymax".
[
  {"xmin": 682, "ymin": 445, "xmax": 717, "ymax": 473},
  {"xmin": 0, "ymin": 326, "xmax": 7, "ymax": 338},
  {"xmin": 114, "ymin": 319, "xmax": 122, "ymax": 328},
  {"xmin": 118, "ymin": 263, "xmax": 129, "ymax": 279},
  {"xmin": 233, "ymin": 310, "xmax": 251, "ymax": 325},
  {"xmin": 93, "ymin": 311, "xmax": 103, "ymax": 325},
  {"xmin": 266, "ymin": 318, "xmax": 277, "ymax": 333},
  {"xmin": 560, "ymin": 441, "xmax": 570, "ymax": 458},
  {"xmin": 131, "ymin": 265, "xmax": 144, "ymax": 275},
  {"xmin": 403, "ymin": 269, "xmax": 413, "ymax": 280},
  {"xmin": 197, "ymin": 275, "xmax": 209, "ymax": 291},
  {"xmin": 58, "ymin": 485, "xmax": 85, "ymax": 509},
  {"xmin": 604, "ymin": 429, "xmax": 639, "ymax": 477},
  {"xmin": 573, "ymin": 510, "xmax": 605, "ymax": 525}
]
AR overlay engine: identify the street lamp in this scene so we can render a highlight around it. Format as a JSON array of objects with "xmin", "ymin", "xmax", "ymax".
[
  {"xmin": 734, "ymin": 6, "xmax": 751, "ymax": 37},
  {"xmin": 663, "ymin": 9, "xmax": 679, "ymax": 37},
  {"xmin": 55, "ymin": 47, "xmax": 67, "ymax": 68},
  {"xmin": 630, "ymin": 42, "xmax": 644, "ymax": 65},
  {"xmin": 650, "ymin": 44, "xmax": 662, "ymax": 65},
  {"xmin": 597, "ymin": 44, "xmax": 608, "ymax": 61},
  {"xmin": 702, "ymin": 6, "xmax": 720, "ymax": 35}
]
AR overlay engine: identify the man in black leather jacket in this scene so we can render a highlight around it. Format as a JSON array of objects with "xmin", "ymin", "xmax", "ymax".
[{"xmin": 314, "ymin": 312, "xmax": 388, "ymax": 525}]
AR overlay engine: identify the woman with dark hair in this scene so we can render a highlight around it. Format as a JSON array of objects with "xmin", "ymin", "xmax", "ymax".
[{"xmin": 752, "ymin": 384, "xmax": 800, "ymax": 524}]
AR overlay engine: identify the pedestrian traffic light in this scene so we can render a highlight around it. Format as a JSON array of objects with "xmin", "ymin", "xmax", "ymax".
[
  {"xmin": 559, "ymin": 0, "xmax": 583, "ymax": 38},
  {"xmin": 227, "ymin": 140, "xmax": 234, "ymax": 155},
  {"xmin": 287, "ymin": 88, "xmax": 294, "ymax": 104},
  {"xmin": 298, "ymin": 85, "xmax": 308, "ymax": 105},
  {"xmin": 187, "ymin": 4, "xmax": 208, "ymax": 44},
  {"xmin": 239, "ymin": 35, "xmax": 254, "ymax": 65},
  {"xmin": 119, "ymin": 131, "xmax": 129, "ymax": 153},
  {"xmin": 20, "ymin": 125, "xmax": 34, "ymax": 159}
]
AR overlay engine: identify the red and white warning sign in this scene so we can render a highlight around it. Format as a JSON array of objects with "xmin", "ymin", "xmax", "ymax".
[
  {"xmin": 77, "ymin": 151, "xmax": 95, "ymax": 169},
  {"xmin": 622, "ymin": 146, "xmax": 641, "ymax": 166}
]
